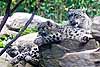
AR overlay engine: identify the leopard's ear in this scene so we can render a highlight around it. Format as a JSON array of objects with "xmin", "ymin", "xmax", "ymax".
[
  {"xmin": 81, "ymin": 9, "xmax": 86, "ymax": 13},
  {"xmin": 46, "ymin": 21, "xmax": 53, "ymax": 27},
  {"xmin": 68, "ymin": 9, "xmax": 74, "ymax": 14},
  {"xmin": 68, "ymin": 9, "xmax": 83, "ymax": 13}
]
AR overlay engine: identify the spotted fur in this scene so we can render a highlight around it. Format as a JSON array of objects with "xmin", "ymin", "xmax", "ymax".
[
  {"xmin": 34, "ymin": 20, "xmax": 93, "ymax": 46},
  {"xmin": 6, "ymin": 45, "xmax": 39, "ymax": 65},
  {"xmin": 63, "ymin": 26, "xmax": 92, "ymax": 43},
  {"xmin": 34, "ymin": 32, "xmax": 63, "ymax": 46},
  {"xmin": 68, "ymin": 9, "xmax": 92, "ymax": 30},
  {"xmin": 37, "ymin": 21, "xmax": 59, "ymax": 36}
]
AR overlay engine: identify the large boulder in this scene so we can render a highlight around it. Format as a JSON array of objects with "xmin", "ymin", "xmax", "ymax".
[
  {"xmin": 40, "ymin": 39, "xmax": 97, "ymax": 67},
  {"xmin": 0, "ymin": 12, "xmax": 55, "ymax": 35},
  {"xmin": 0, "ymin": 57, "xmax": 12, "ymax": 67},
  {"xmin": 11, "ymin": 33, "xmax": 38, "ymax": 46},
  {"xmin": 6, "ymin": 12, "xmax": 55, "ymax": 29},
  {"xmin": 59, "ymin": 48, "xmax": 100, "ymax": 67},
  {"xmin": 91, "ymin": 16, "xmax": 100, "ymax": 41},
  {"xmin": 0, "ymin": 16, "xmax": 18, "ymax": 35}
]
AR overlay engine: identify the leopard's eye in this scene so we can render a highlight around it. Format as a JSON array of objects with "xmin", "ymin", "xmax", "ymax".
[{"xmin": 75, "ymin": 14, "xmax": 79, "ymax": 18}]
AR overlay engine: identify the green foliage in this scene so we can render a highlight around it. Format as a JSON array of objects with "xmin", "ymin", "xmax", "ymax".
[
  {"xmin": 0, "ymin": 0, "xmax": 100, "ymax": 22},
  {"xmin": 21, "ymin": 26, "xmax": 38, "ymax": 35},
  {"xmin": 0, "ymin": 34, "xmax": 16, "ymax": 48},
  {"xmin": 0, "ymin": 39, "xmax": 5, "ymax": 48},
  {"xmin": 0, "ymin": 1, "xmax": 6, "ymax": 16},
  {"xmin": 0, "ymin": 26, "xmax": 37, "ymax": 48},
  {"xmin": 0, "ymin": 34, "xmax": 9, "ymax": 48}
]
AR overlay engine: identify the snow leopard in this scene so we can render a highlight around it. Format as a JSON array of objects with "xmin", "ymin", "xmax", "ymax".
[
  {"xmin": 34, "ymin": 20, "xmax": 93, "ymax": 46},
  {"xmin": 68, "ymin": 9, "xmax": 92, "ymax": 30}
]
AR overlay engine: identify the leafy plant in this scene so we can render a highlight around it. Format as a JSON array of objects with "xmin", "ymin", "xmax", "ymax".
[
  {"xmin": 0, "ymin": 34, "xmax": 8, "ymax": 48},
  {"xmin": 21, "ymin": 26, "xmax": 38, "ymax": 35},
  {"xmin": 0, "ymin": 39, "xmax": 5, "ymax": 48},
  {"xmin": 0, "ymin": 34, "xmax": 16, "ymax": 48}
]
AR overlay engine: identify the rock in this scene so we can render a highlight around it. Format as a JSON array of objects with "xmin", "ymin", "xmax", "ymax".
[
  {"xmin": 91, "ymin": 16, "xmax": 100, "ymax": 41},
  {"xmin": 0, "ymin": 57, "xmax": 12, "ymax": 67},
  {"xmin": 61, "ymin": 39, "xmax": 97, "ymax": 52},
  {"xmin": 11, "ymin": 32, "xmax": 38, "ymax": 47},
  {"xmin": 6, "ymin": 12, "xmax": 55, "ymax": 30},
  {"xmin": 40, "ymin": 39, "xmax": 97, "ymax": 67},
  {"xmin": 59, "ymin": 48, "xmax": 100, "ymax": 67},
  {"xmin": 25, "ymin": 63, "xmax": 33, "ymax": 67},
  {"xmin": 0, "ymin": 16, "xmax": 18, "ymax": 35},
  {"xmin": 13, "ymin": 62, "xmax": 33, "ymax": 67},
  {"xmin": 0, "ymin": 12, "xmax": 55, "ymax": 35},
  {"xmin": 0, "ymin": 48, "xmax": 12, "ymax": 61},
  {"xmin": 0, "ymin": 49, "xmax": 15, "ymax": 67},
  {"xmin": 0, "ymin": 24, "xmax": 18, "ymax": 35}
]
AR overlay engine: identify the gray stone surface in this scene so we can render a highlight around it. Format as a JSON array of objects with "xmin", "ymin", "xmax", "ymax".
[
  {"xmin": 59, "ymin": 49, "xmax": 100, "ymax": 67},
  {"xmin": 60, "ymin": 39, "xmax": 97, "ymax": 52},
  {"xmin": 0, "ymin": 57, "xmax": 12, "ymax": 67},
  {"xmin": 0, "ymin": 13, "xmax": 55, "ymax": 35},
  {"xmin": 0, "ymin": 16, "xmax": 18, "ymax": 35},
  {"xmin": 5, "ymin": 12, "xmax": 55, "ymax": 30},
  {"xmin": 40, "ymin": 39, "xmax": 97, "ymax": 67},
  {"xmin": 91, "ymin": 16, "xmax": 100, "ymax": 41},
  {"xmin": 11, "ymin": 33, "xmax": 38, "ymax": 46}
]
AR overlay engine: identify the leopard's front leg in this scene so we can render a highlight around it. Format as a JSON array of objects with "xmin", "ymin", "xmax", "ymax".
[
  {"xmin": 34, "ymin": 32, "xmax": 64, "ymax": 46},
  {"xmin": 64, "ymin": 26, "xmax": 93, "ymax": 43}
]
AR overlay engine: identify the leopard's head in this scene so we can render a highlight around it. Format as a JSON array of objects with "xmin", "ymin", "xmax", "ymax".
[
  {"xmin": 68, "ymin": 9, "xmax": 92, "ymax": 29},
  {"xmin": 37, "ymin": 21, "xmax": 53, "ymax": 36}
]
